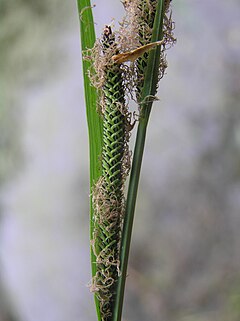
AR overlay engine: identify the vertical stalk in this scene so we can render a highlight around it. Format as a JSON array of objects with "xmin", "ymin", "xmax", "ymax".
[{"xmin": 113, "ymin": 1, "xmax": 166, "ymax": 320}]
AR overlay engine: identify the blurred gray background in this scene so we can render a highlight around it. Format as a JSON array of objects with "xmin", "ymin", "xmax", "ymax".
[{"xmin": 1, "ymin": 1, "xmax": 240, "ymax": 321}]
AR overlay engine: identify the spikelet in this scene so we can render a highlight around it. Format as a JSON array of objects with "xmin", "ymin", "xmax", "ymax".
[
  {"xmin": 91, "ymin": 26, "xmax": 130, "ymax": 321},
  {"xmin": 120, "ymin": 0, "xmax": 176, "ymax": 102}
]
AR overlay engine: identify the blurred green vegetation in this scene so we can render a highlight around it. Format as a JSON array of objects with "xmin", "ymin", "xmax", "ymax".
[
  {"xmin": 0, "ymin": 1, "xmax": 72, "ymax": 320},
  {"xmin": 0, "ymin": 0, "xmax": 71, "ymax": 83},
  {"xmin": 0, "ymin": 99, "xmax": 22, "ymax": 183},
  {"xmin": 0, "ymin": 0, "xmax": 72, "ymax": 182}
]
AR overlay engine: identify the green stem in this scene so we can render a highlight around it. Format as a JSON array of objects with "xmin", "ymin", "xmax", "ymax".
[
  {"xmin": 112, "ymin": 1, "xmax": 165, "ymax": 320},
  {"xmin": 113, "ymin": 118, "xmax": 150, "ymax": 321}
]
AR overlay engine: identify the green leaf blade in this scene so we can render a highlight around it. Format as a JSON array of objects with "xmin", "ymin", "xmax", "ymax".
[{"xmin": 76, "ymin": 1, "xmax": 103, "ymax": 320}]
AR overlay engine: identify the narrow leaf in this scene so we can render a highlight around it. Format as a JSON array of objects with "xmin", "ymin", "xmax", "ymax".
[{"xmin": 76, "ymin": 0, "xmax": 103, "ymax": 319}]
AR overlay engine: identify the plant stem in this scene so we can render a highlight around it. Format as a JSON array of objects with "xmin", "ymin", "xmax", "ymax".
[{"xmin": 112, "ymin": 1, "xmax": 165, "ymax": 320}]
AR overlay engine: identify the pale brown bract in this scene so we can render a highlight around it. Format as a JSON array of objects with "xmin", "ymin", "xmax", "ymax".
[{"xmin": 112, "ymin": 40, "xmax": 165, "ymax": 64}]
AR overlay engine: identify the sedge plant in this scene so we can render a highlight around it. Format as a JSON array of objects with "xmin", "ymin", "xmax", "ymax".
[{"xmin": 77, "ymin": 0, "xmax": 175, "ymax": 320}]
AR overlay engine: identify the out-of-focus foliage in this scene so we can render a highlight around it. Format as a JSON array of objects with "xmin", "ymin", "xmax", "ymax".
[
  {"xmin": 0, "ymin": 99, "xmax": 22, "ymax": 184},
  {"xmin": 0, "ymin": 1, "xmax": 72, "ymax": 320},
  {"xmin": 0, "ymin": 0, "xmax": 71, "ymax": 183},
  {"xmin": 0, "ymin": 0, "xmax": 71, "ymax": 83}
]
